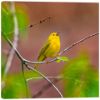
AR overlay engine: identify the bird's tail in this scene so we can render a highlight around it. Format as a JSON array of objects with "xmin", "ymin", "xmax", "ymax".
[{"xmin": 34, "ymin": 55, "xmax": 46, "ymax": 69}]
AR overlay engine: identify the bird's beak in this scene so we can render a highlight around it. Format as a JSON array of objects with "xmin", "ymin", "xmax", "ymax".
[{"xmin": 56, "ymin": 33, "xmax": 59, "ymax": 36}]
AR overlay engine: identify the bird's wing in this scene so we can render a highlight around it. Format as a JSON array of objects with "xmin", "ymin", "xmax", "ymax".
[{"xmin": 37, "ymin": 42, "xmax": 50, "ymax": 61}]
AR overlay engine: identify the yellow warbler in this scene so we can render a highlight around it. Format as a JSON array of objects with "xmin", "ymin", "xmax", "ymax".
[{"xmin": 35, "ymin": 32, "xmax": 60, "ymax": 68}]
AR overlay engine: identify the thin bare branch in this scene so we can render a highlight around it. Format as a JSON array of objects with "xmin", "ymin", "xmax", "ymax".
[
  {"xmin": 4, "ymin": 2, "xmax": 19, "ymax": 78},
  {"xmin": 26, "ymin": 75, "xmax": 83, "ymax": 82},
  {"xmin": 2, "ymin": 33, "xmax": 24, "ymax": 61},
  {"xmin": 24, "ymin": 64, "xmax": 63, "ymax": 98},
  {"xmin": 32, "ymin": 78, "xmax": 59, "ymax": 98},
  {"xmin": 26, "ymin": 76, "xmax": 62, "ymax": 81},
  {"xmin": 59, "ymin": 32, "xmax": 99, "ymax": 55},
  {"xmin": 29, "ymin": 17, "xmax": 51, "ymax": 28}
]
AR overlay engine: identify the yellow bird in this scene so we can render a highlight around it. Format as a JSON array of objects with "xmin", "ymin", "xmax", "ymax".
[{"xmin": 35, "ymin": 32, "xmax": 60, "ymax": 68}]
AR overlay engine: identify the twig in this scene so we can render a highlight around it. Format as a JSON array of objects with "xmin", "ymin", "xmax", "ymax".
[
  {"xmin": 26, "ymin": 76, "xmax": 62, "ymax": 81},
  {"xmin": 59, "ymin": 32, "xmax": 99, "ymax": 55},
  {"xmin": 28, "ymin": 74, "xmax": 87, "ymax": 97},
  {"xmin": 3, "ymin": 2, "xmax": 19, "ymax": 78},
  {"xmin": 32, "ymin": 78, "xmax": 59, "ymax": 98},
  {"xmin": 2, "ymin": 33, "xmax": 44, "ymax": 64},
  {"xmin": 20, "ymin": 17, "xmax": 51, "ymax": 32},
  {"xmin": 26, "ymin": 75, "xmax": 82, "ymax": 82},
  {"xmin": 29, "ymin": 17, "xmax": 51, "ymax": 28},
  {"xmin": 2, "ymin": 33, "xmax": 24, "ymax": 61},
  {"xmin": 24, "ymin": 64, "xmax": 63, "ymax": 98}
]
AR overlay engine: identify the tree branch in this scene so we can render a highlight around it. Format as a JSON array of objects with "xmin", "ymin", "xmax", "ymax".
[
  {"xmin": 29, "ymin": 17, "xmax": 51, "ymax": 28},
  {"xmin": 26, "ymin": 75, "xmax": 82, "ymax": 82},
  {"xmin": 26, "ymin": 76, "xmax": 62, "ymax": 81},
  {"xmin": 59, "ymin": 32, "xmax": 99, "ymax": 55},
  {"xmin": 24, "ymin": 64, "xmax": 63, "ymax": 98},
  {"xmin": 32, "ymin": 78, "xmax": 59, "ymax": 98}
]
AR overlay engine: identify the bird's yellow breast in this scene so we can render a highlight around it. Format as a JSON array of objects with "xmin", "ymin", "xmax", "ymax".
[
  {"xmin": 48, "ymin": 37, "xmax": 60, "ymax": 57},
  {"xmin": 50, "ymin": 39, "xmax": 60, "ymax": 51}
]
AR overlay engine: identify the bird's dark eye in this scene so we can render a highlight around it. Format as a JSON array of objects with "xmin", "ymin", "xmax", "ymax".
[{"xmin": 53, "ymin": 34, "xmax": 55, "ymax": 36}]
